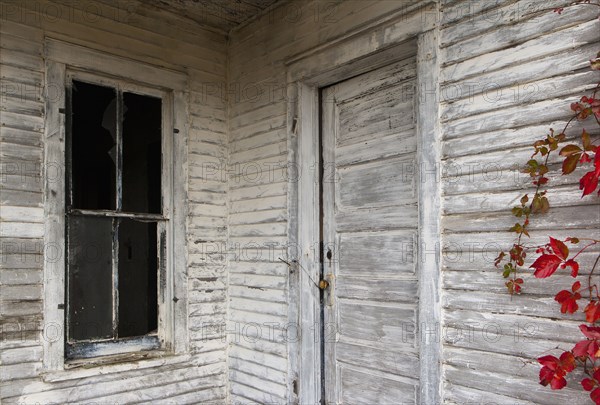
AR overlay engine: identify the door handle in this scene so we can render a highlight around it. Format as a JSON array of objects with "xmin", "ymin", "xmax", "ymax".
[{"xmin": 320, "ymin": 274, "xmax": 334, "ymax": 307}]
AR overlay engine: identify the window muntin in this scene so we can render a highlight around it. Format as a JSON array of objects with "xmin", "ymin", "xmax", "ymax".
[{"xmin": 65, "ymin": 77, "xmax": 165, "ymax": 359}]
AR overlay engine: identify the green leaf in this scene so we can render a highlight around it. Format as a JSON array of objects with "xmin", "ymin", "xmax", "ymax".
[
  {"xmin": 510, "ymin": 223, "xmax": 522, "ymax": 233},
  {"xmin": 503, "ymin": 263, "xmax": 513, "ymax": 278}
]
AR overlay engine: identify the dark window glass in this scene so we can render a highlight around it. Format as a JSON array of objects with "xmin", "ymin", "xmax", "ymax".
[
  {"xmin": 71, "ymin": 81, "xmax": 117, "ymax": 210},
  {"xmin": 68, "ymin": 216, "xmax": 114, "ymax": 341},
  {"xmin": 66, "ymin": 79, "xmax": 163, "ymax": 354},
  {"xmin": 117, "ymin": 219, "xmax": 158, "ymax": 337},
  {"xmin": 122, "ymin": 92, "xmax": 162, "ymax": 214}
]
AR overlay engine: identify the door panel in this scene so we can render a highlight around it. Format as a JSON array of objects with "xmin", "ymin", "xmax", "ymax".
[{"xmin": 322, "ymin": 56, "xmax": 419, "ymax": 404}]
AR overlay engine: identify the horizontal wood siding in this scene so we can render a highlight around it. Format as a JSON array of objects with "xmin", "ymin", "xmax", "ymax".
[
  {"xmin": 3, "ymin": 0, "xmax": 599, "ymax": 402},
  {"xmin": 229, "ymin": 0, "xmax": 600, "ymax": 402},
  {"xmin": 439, "ymin": 0, "xmax": 600, "ymax": 403},
  {"xmin": 0, "ymin": 0, "xmax": 228, "ymax": 403},
  {"xmin": 227, "ymin": 1, "xmax": 423, "ymax": 402}
]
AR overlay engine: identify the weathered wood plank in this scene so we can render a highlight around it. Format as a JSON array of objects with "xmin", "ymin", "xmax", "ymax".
[
  {"xmin": 442, "ymin": 3, "xmax": 595, "ymax": 65},
  {"xmin": 0, "ymin": 47, "xmax": 44, "ymax": 72},
  {"xmin": 0, "ymin": 126, "xmax": 42, "ymax": 147},
  {"xmin": 440, "ymin": 41, "xmax": 599, "ymax": 105},
  {"xmin": 339, "ymin": 366, "xmax": 417, "ymax": 404},
  {"xmin": 441, "ymin": 70, "xmax": 598, "ymax": 122},
  {"xmin": 441, "ymin": 0, "xmax": 567, "ymax": 46},
  {"xmin": 440, "ymin": 19, "xmax": 599, "ymax": 84},
  {"xmin": 443, "ymin": 204, "xmax": 600, "ymax": 233}
]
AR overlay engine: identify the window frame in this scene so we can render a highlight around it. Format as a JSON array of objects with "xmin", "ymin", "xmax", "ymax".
[
  {"xmin": 64, "ymin": 71, "xmax": 169, "ymax": 359},
  {"xmin": 43, "ymin": 39, "xmax": 188, "ymax": 371}
]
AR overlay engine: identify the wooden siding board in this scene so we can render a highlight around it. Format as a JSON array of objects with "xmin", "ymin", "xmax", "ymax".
[
  {"xmin": 441, "ymin": 4, "xmax": 595, "ymax": 65},
  {"xmin": 440, "ymin": 19, "xmax": 599, "ymax": 84}
]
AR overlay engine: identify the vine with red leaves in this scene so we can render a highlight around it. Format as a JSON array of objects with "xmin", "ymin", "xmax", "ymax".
[{"xmin": 495, "ymin": 3, "xmax": 600, "ymax": 403}]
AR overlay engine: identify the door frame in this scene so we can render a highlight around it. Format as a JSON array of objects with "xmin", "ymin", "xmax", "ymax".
[{"xmin": 285, "ymin": 3, "xmax": 441, "ymax": 404}]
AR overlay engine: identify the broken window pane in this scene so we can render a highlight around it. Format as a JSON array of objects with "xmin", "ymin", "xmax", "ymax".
[
  {"xmin": 68, "ymin": 216, "xmax": 114, "ymax": 341},
  {"xmin": 117, "ymin": 219, "xmax": 158, "ymax": 338},
  {"xmin": 71, "ymin": 80, "xmax": 117, "ymax": 210},
  {"xmin": 122, "ymin": 92, "xmax": 162, "ymax": 214},
  {"xmin": 66, "ymin": 78, "xmax": 164, "ymax": 355}
]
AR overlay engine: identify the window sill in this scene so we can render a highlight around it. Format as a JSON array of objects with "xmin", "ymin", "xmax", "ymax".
[{"xmin": 42, "ymin": 351, "xmax": 190, "ymax": 383}]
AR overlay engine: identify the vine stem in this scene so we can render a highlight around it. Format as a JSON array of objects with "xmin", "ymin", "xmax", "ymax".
[
  {"xmin": 508, "ymin": 117, "xmax": 577, "ymax": 288},
  {"xmin": 588, "ymin": 254, "xmax": 600, "ymax": 300},
  {"xmin": 588, "ymin": 82, "xmax": 600, "ymax": 126},
  {"xmin": 572, "ymin": 241, "xmax": 600, "ymax": 261}
]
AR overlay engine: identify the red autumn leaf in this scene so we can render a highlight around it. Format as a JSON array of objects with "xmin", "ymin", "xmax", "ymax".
[
  {"xmin": 586, "ymin": 301, "xmax": 600, "ymax": 324},
  {"xmin": 581, "ymin": 171, "xmax": 600, "ymax": 197},
  {"xmin": 581, "ymin": 325, "xmax": 600, "ymax": 340},
  {"xmin": 538, "ymin": 352, "xmax": 575, "ymax": 389},
  {"xmin": 549, "ymin": 237, "xmax": 569, "ymax": 261},
  {"xmin": 506, "ymin": 278, "xmax": 524, "ymax": 295},
  {"xmin": 531, "ymin": 254, "xmax": 563, "ymax": 278},
  {"xmin": 582, "ymin": 371, "xmax": 600, "ymax": 404},
  {"xmin": 586, "ymin": 370, "xmax": 600, "ymax": 405},
  {"xmin": 574, "ymin": 325, "xmax": 600, "ymax": 358},
  {"xmin": 583, "ymin": 97, "xmax": 600, "ymax": 120},
  {"xmin": 564, "ymin": 259, "xmax": 580, "ymax": 277},
  {"xmin": 583, "ymin": 377, "xmax": 597, "ymax": 391},
  {"xmin": 555, "ymin": 289, "xmax": 581, "ymax": 314},
  {"xmin": 591, "ymin": 388, "xmax": 600, "ymax": 405},
  {"xmin": 574, "ymin": 339, "xmax": 599, "ymax": 359},
  {"xmin": 580, "ymin": 148, "xmax": 600, "ymax": 197},
  {"xmin": 581, "ymin": 153, "xmax": 593, "ymax": 164}
]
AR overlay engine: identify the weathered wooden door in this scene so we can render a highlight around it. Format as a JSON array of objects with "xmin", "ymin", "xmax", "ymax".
[{"xmin": 321, "ymin": 56, "xmax": 419, "ymax": 404}]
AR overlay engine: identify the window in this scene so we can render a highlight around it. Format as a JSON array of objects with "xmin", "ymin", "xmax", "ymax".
[
  {"xmin": 43, "ymin": 41, "xmax": 188, "ymax": 371},
  {"xmin": 65, "ymin": 76, "xmax": 166, "ymax": 359}
]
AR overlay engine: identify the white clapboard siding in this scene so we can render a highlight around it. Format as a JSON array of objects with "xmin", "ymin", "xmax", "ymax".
[
  {"xmin": 227, "ymin": 1, "xmax": 428, "ymax": 402},
  {"xmin": 0, "ymin": 19, "xmax": 46, "ymax": 391},
  {"xmin": 226, "ymin": 0, "xmax": 597, "ymax": 401},
  {"xmin": 3, "ymin": 0, "xmax": 599, "ymax": 402},
  {"xmin": 438, "ymin": 0, "xmax": 600, "ymax": 402},
  {"xmin": 0, "ymin": 0, "xmax": 228, "ymax": 403}
]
